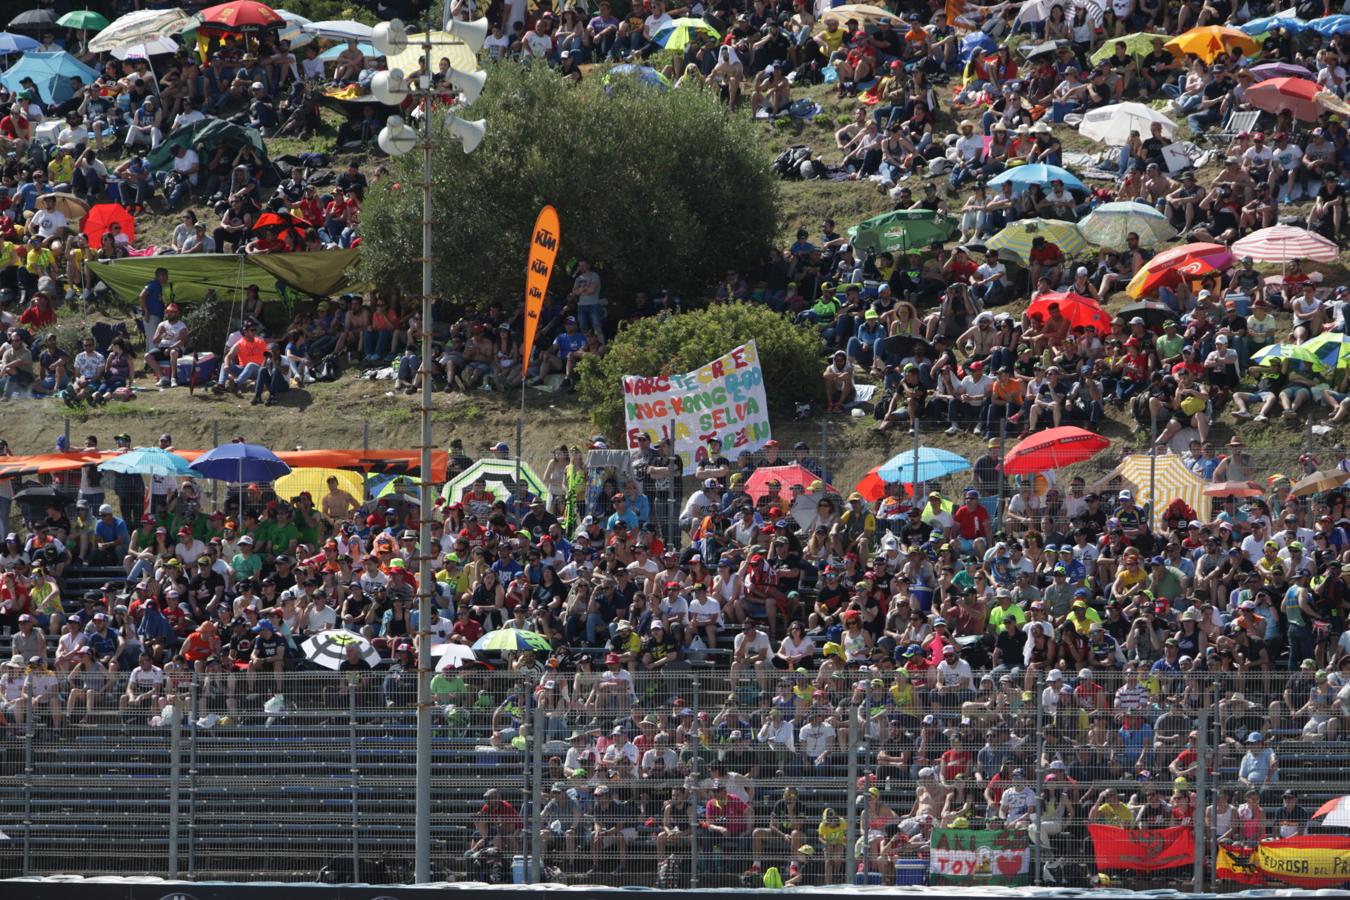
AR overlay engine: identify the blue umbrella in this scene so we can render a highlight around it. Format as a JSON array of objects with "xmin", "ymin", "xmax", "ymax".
[
  {"xmin": 1308, "ymin": 15, "xmax": 1350, "ymax": 36},
  {"xmin": 988, "ymin": 163, "xmax": 1087, "ymax": 197},
  {"xmin": 317, "ymin": 41, "xmax": 378, "ymax": 60},
  {"xmin": 0, "ymin": 51, "xmax": 98, "ymax": 104},
  {"xmin": 189, "ymin": 443, "xmax": 292, "ymax": 484},
  {"xmin": 959, "ymin": 31, "xmax": 995, "ymax": 64},
  {"xmin": 0, "ymin": 32, "xmax": 39, "ymax": 55},
  {"xmin": 877, "ymin": 447, "xmax": 971, "ymax": 484},
  {"xmin": 98, "ymin": 447, "xmax": 196, "ymax": 478},
  {"xmin": 1240, "ymin": 15, "xmax": 1307, "ymax": 35}
]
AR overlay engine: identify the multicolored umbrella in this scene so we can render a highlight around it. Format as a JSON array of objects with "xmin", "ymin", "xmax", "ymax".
[
  {"xmin": 1231, "ymin": 224, "xmax": 1339, "ymax": 264},
  {"xmin": 442, "ymin": 458, "xmax": 546, "ymax": 503},
  {"xmin": 472, "ymin": 628, "xmax": 552, "ymax": 653},
  {"xmin": 986, "ymin": 218, "xmax": 1086, "ymax": 263},
  {"xmin": 1078, "ymin": 201, "xmax": 1177, "ymax": 249},
  {"xmin": 1164, "ymin": 25, "xmax": 1259, "ymax": 63},
  {"xmin": 1002, "ymin": 426, "xmax": 1110, "ymax": 476},
  {"xmin": 1026, "ymin": 292, "xmax": 1113, "ymax": 334},
  {"xmin": 302, "ymin": 630, "xmax": 382, "ymax": 670},
  {"xmin": 1301, "ymin": 333, "xmax": 1350, "ymax": 371},
  {"xmin": 57, "ymin": 10, "xmax": 111, "ymax": 31},
  {"xmin": 987, "ymin": 163, "xmax": 1086, "ymax": 197},
  {"xmin": 652, "ymin": 17, "xmax": 720, "ymax": 50},
  {"xmin": 1124, "ymin": 242, "xmax": 1234, "ymax": 298},
  {"xmin": 1247, "ymin": 76, "xmax": 1350, "ymax": 123},
  {"xmin": 1077, "ymin": 102, "xmax": 1176, "ymax": 146},
  {"xmin": 88, "ymin": 9, "xmax": 193, "ymax": 53},
  {"xmin": 606, "ymin": 64, "xmax": 671, "ymax": 89},
  {"xmin": 877, "ymin": 447, "xmax": 971, "ymax": 485},
  {"xmin": 1251, "ymin": 342, "xmax": 1325, "ymax": 370},
  {"xmin": 199, "ymin": 1, "xmax": 284, "ymax": 32},
  {"xmin": 81, "ymin": 203, "xmax": 136, "ymax": 246},
  {"xmin": 848, "ymin": 208, "xmax": 958, "ymax": 254},
  {"xmin": 744, "ymin": 465, "xmax": 833, "ymax": 504}
]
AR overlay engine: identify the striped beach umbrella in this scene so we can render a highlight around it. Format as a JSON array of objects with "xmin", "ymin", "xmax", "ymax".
[
  {"xmin": 1231, "ymin": 225, "xmax": 1339, "ymax": 264},
  {"xmin": 1116, "ymin": 454, "xmax": 1210, "ymax": 528},
  {"xmin": 987, "ymin": 219, "xmax": 1086, "ymax": 263},
  {"xmin": 1078, "ymin": 201, "xmax": 1178, "ymax": 249}
]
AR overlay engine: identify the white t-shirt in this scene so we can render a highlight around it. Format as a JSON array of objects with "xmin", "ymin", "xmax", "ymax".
[
  {"xmin": 958, "ymin": 373, "xmax": 993, "ymax": 400},
  {"xmin": 688, "ymin": 594, "xmax": 721, "ymax": 626},
  {"xmin": 522, "ymin": 30, "xmax": 553, "ymax": 59},
  {"xmin": 30, "ymin": 208, "xmax": 66, "ymax": 238},
  {"xmin": 975, "ymin": 261, "xmax": 1006, "ymax": 285},
  {"xmin": 172, "ymin": 148, "xmax": 200, "ymax": 177},
  {"xmin": 173, "ymin": 109, "xmax": 205, "ymax": 132},
  {"xmin": 1271, "ymin": 144, "xmax": 1302, "ymax": 170},
  {"xmin": 483, "ymin": 32, "xmax": 511, "ymax": 60},
  {"xmin": 643, "ymin": 12, "xmax": 674, "ymax": 38},
  {"xmin": 936, "ymin": 657, "xmax": 972, "ymax": 688},
  {"xmin": 1241, "ymin": 146, "xmax": 1273, "ymax": 169},
  {"xmin": 955, "ymin": 133, "xmax": 984, "ymax": 163},
  {"xmin": 734, "ymin": 630, "xmax": 771, "ymax": 658},
  {"xmin": 155, "ymin": 320, "xmax": 188, "ymax": 350},
  {"xmin": 128, "ymin": 665, "xmax": 165, "ymax": 691}
]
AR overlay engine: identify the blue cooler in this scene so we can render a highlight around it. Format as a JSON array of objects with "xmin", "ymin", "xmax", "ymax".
[
  {"xmin": 175, "ymin": 352, "xmax": 219, "ymax": 384},
  {"xmin": 894, "ymin": 858, "xmax": 927, "ymax": 885}
]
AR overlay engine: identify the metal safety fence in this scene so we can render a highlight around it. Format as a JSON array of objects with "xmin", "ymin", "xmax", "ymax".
[{"xmin": 1, "ymin": 667, "xmax": 1348, "ymax": 888}]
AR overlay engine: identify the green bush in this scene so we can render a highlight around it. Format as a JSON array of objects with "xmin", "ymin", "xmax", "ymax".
[
  {"xmin": 276, "ymin": 0, "xmax": 378, "ymax": 25},
  {"xmin": 576, "ymin": 303, "xmax": 821, "ymax": 435},
  {"xmin": 360, "ymin": 63, "xmax": 779, "ymax": 314}
]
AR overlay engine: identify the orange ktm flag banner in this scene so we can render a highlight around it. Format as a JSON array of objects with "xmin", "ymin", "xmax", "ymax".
[{"xmin": 521, "ymin": 205, "xmax": 560, "ymax": 373}]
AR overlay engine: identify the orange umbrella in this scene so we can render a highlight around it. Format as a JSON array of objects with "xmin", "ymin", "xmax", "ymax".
[
  {"xmin": 199, "ymin": 1, "xmax": 284, "ymax": 31},
  {"xmin": 1164, "ymin": 26, "xmax": 1259, "ymax": 64},
  {"xmin": 81, "ymin": 202, "xmax": 135, "ymax": 246},
  {"xmin": 1203, "ymin": 481, "xmax": 1264, "ymax": 498}
]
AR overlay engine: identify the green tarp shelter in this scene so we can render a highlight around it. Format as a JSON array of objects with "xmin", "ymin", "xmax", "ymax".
[
  {"xmin": 145, "ymin": 116, "xmax": 268, "ymax": 174},
  {"xmin": 91, "ymin": 249, "xmax": 360, "ymax": 305}
]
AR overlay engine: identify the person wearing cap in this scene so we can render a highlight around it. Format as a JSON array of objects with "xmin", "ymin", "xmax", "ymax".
[
  {"xmin": 946, "ymin": 357, "xmax": 992, "ymax": 436},
  {"xmin": 1238, "ymin": 730, "xmax": 1278, "ymax": 795}
]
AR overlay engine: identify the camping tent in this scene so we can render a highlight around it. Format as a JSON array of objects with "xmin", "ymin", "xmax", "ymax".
[
  {"xmin": 145, "ymin": 115, "xmax": 268, "ymax": 174},
  {"xmin": 1095, "ymin": 453, "xmax": 1209, "ymax": 529},
  {"xmin": 1, "ymin": 51, "xmax": 98, "ymax": 104}
]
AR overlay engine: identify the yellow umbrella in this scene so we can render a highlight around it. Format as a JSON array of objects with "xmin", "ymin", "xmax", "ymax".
[
  {"xmin": 1106, "ymin": 454, "xmax": 1211, "ymax": 529},
  {"xmin": 987, "ymin": 218, "xmax": 1086, "ymax": 264},
  {"xmin": 273, "ymin": 468, "xmax": 365, "ymax": 505},
  {"xmin": 386, "ymin": 31, "xmax": 480, "ymax": 76},
  {"xmin": 1164, "ymin": 26, "xmax": 1259, "ymax": 64}
]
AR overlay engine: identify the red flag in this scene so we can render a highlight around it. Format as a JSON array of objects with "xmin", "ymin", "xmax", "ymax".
[
  {"xmin": 1088, "ymin": 825, "xmax": 1195, "ymax": 871},
  {"xmin": 521, "ymin": 205, "xmax": 560, "ymax": 374}
]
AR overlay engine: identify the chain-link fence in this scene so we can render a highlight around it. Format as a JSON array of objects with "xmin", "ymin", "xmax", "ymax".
[{"xmin": 2, "ymin": 667, "xmax": 1349, "ymax": 888}]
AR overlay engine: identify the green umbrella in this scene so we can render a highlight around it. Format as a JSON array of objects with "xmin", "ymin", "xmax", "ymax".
[
  {"xmin": 1089, "ymin": 32, "xmax": 1170, "ymax": 64},
  {"xmin": 472, "ymin": 628, "xmax": 552, "ymax": 653},
  {"xmin": 652, "ymin": 17, "xmax": 720, "ymax": 51},
  {"xmin": 848, "ymin": 209, "xmax": 958, "ymax": 254},
  {"xmin": 57, "ymin": 10, "xmax": 111, "ymax": 31}
]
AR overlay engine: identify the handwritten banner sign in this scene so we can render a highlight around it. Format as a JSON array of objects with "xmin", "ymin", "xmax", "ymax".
[
  {"xmin": 929, "ymin": 828, "xmax": 1030, "ymax": 885},
  {"xmin": 622, "ymin": 340, "xmax": 771, "ymax": 474}
]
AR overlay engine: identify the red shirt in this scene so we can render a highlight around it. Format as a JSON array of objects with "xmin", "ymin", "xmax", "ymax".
[
  {"xmin": 0, "ymin": 114, "xmax": 28, "ymax": 139},
  {"xmin": 18, "ymin": 304, "xmax": 54, "ymax": 329},
  {"xmin": 940, "ymin": 747, "xmax": 974, "ymax": 782},
  {"xmin": 947, "ymin": 257, "xmax": 978, "ymax": 284},
  {"xmin": 1029, "ymin": 243, "xmax": 1063, "ymax": 266},
  {"xmin": 479, "ymin": 799, "xmax": 523, "ymax": 832},
  {"xmin": 953, "ymin": 503, "xmax": 989, "ymax": 540},
  {"xmin": 450, "ymin": 618, "xmax": 483, "ymax": 643}
]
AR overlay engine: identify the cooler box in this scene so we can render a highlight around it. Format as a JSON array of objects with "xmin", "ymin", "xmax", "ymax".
[
  {"xmin": 894, "ymin": 858, "xmax": 927, "ymax": 885},
  {"xmin": 175, "ymin": 352, "xmax": 218, "ymax": 384}
]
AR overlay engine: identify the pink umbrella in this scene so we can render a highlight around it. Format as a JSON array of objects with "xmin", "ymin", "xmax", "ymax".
[
  {"xmin": 1247, "ymin": 76, "xmax": 1350, "ymax": 123},
  {"xmin": 744, "ymin": 464, "xmax": 833, "ymax": 504}
]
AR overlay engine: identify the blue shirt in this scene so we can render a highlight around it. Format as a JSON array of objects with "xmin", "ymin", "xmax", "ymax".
[
  {"xmin": 142, "ymin": 279, "xmax": 165, "ymax": 317},
  {"xmin": 554, "ymin": 331, "xmax": 586, "ymax": 356},
  {"xmin": 606, "ymin": 509, "xmax": 639, "ymax": 531},
  {"xmin": 93, "ymin": 517, "xmax": 129, "ymax": 544}
]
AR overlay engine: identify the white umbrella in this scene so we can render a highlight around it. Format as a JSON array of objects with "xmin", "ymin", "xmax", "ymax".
[
  {"xmin": 433, "ymin": 643, "xmax": 478, "ymax": 671},
  {"xmin": 301, "ymin": 630, "xmax": 382, "ymax": 670},
  {"xmin": 306, "ymin": 20, "xmax": 374, "ymax": 42},
  {"xmin": 1313, "ymin": 795, "xmax": 1350, "ymax": 827},
  {"xmin": 1231, "ymin": 224, "xmax": 1340, "ymax": 264},
  {"xmin": 275, "ymin": 10, "xmax": 315, "ymax": 48},
  {"xmin": 88, "ymin": 8, "xmax": 192, "ymax": 53},
  {"xmin": 1077, "ymin": 102, "xmax": 1176, "ymax": 146},
  {"xmin": 111, "ymin": 37, "xmax": 180, "ymax": 60}
]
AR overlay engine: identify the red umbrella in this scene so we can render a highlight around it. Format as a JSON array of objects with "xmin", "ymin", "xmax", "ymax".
[
  {"xmin": 856, "ymin": 466, "xmax": 886, "ymax": 502},
  {"xmin": 1002, "ymin": 426, "xmax": 1110, "ymax": 476},
  {"xmin": 81, "ymin": 203, "xmax": 136, "ymax": 246},
  {"xmin": 1247, "ymin": 77, "xmax": 1343, "ymax": 123},
  {"xmin": 1026, "ymin": 291, "xmax": 1113, "ymax": 334},
  {"xmin": 1203, "ymin": 480, "xmax": 1265, "ymax": 498},
  {"xmin": 199, "ymin": 1, "xmax": 284, "ymax": 31},
  {"xmin": 252, "ymin": 210, "xmax": 313, "ymax": 245},
  {"xmin": 744, "ymin": 464, "xmax": 833, "ymax": 504}
]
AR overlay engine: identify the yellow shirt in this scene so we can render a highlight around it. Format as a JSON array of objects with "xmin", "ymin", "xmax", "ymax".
[
  {"xmin": 48, "ymin": 155, "xmax": 74, "ymax": 185},
  {"xmin": 818, "ymin": 27, "xmax": 846, "ymax": 52},
  {"xmin": 0, "ymin": 241, "xmax": 16, "ymax": 269},
  {"xmin": 819, "ymin": 819, "xmax": 846, "ymax": 845},
  {"xmin": 25, "ymin": 247, "xmax": 55, "ymax": 275},
  {"xmin": 1095, "ymin": 801, "xmax": 1133, "ymax": 825}
]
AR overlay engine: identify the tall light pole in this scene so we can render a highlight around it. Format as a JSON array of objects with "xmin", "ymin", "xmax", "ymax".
[{"xmin": 371, "ymin": 16, "xmax": 488, "ymax": 885}]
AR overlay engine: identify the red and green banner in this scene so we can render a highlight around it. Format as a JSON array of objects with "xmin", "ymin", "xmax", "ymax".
[
  {"xmin": 929, "ymin": 828, "xmax": 1031, "ymax": 885},
  {"xmin": 1088, "ymin": 824, "xmax": 1195, "ymax": 871},
  {"xmin": 1217, "ymin": 836, "xmax": 1350, "ymax": 889}
]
